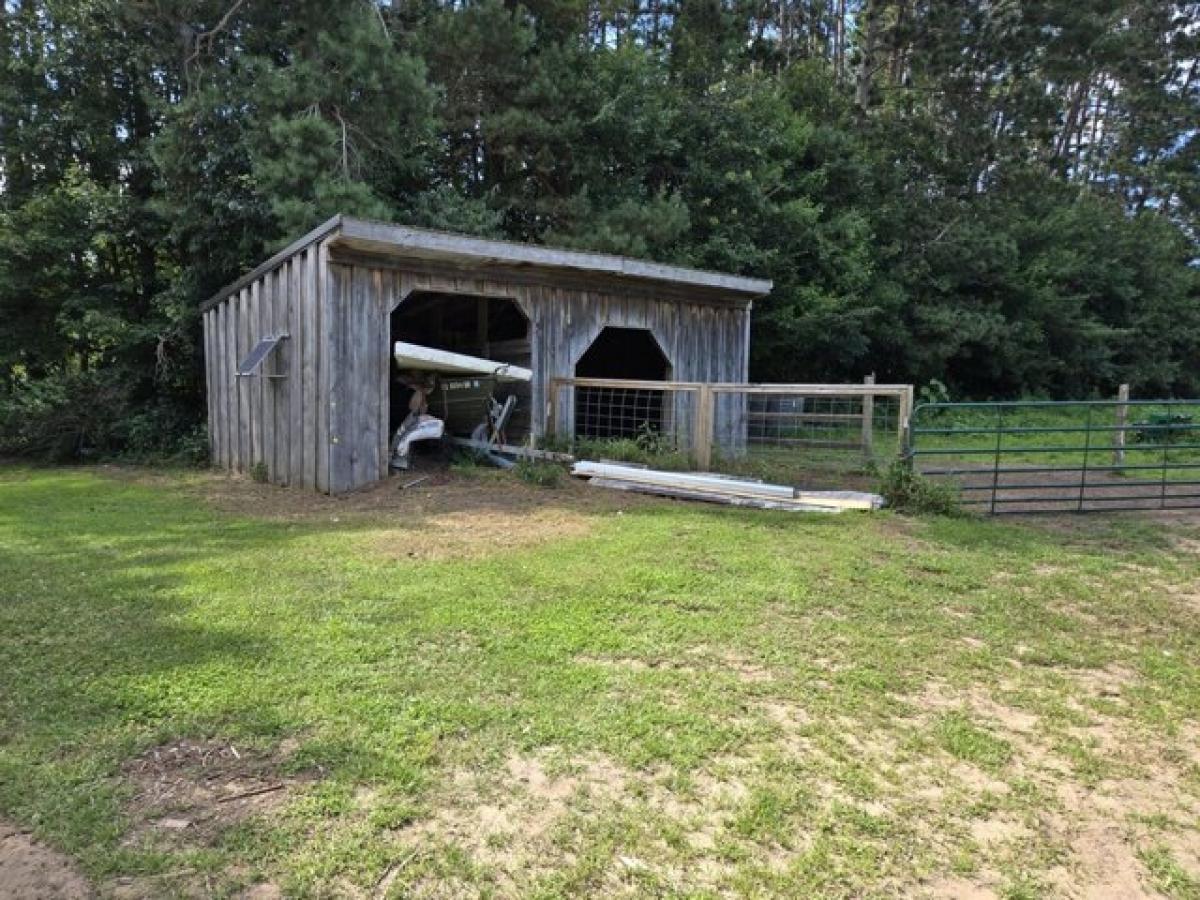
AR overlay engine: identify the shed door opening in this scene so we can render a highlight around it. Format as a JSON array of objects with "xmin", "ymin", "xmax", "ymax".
[
  {"xmin": 574, "ymin": 327, "xmax": 671, "ymax": 440},
  {"xmin": 389, "ymin": 292, "xmax": 531, "ymax": 440}
]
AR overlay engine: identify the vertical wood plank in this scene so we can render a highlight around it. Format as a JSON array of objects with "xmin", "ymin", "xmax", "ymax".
[
  {"xmin": 302, "ymin": 247, "xmax": 319, "ymax": 489},
  {"xmin": 376, "ymin": 268, "xmax": 390, "ymax": 482},
  {"xmin": 272, "ymin": 267, "xmax": 288, "ymax": 484},
  {"xmin": 288, "ymin": 259, "xmax": 304, "ymax": 487},
  {"xmin": 260, "ymin": 274, "xmax": 276, "ymax": 480},
  {"xmin": 237, "ymin": 288, "xmax": 251, "ymax": 472},
  {"xmin": 220, "ymin": 302, "xmax": 232, "ymax": 468},
  {"xmin": 316, "ymin": 242, "xmax": 332, "ymax": 493},
  {"xmin": 347, "ymin": 266, "xmax": 365, "ymax": 489},
  {"xmin": 224, "ymin": 296, "xmax": 235, "ymax": 469},
  {"xmin": 203, "ymin": 311, "xmax": 215, "ymax": 463},
  {"xmin": 327, "ymin": 263, "xmax": 351, "ymax": 493},
  {"xmin": 212, "ymin": 306, "xmax": 224, "ymax": 468},
  {"xmin": 223, "ymin": 299, "xmax": 236, "ymax": 469},
  {"xmin": 248, "ymin": 280, "xmax": 262, "ymax": 469}
]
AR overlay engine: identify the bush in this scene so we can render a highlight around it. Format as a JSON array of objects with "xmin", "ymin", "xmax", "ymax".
[
  {"xmin": 0, "ymin": 370, "xmax": 208, "ymax": 465},
  {"xmin": 0, "ymin": 370, "xmax": 131, "ymax": 460},
  {"xmin": 573, "ymin": 436, "xmax": 691, "ymax": 471},
  {"xmin": 514, "ymin": 457, "xmax": 563, "ymax": 488},
  {"xmin": 170, "ymin": 424, "xmax": 211, "ymax": 466},
  {"xmin": 878, "ymin": 460, "xmax": 961, "ymax": 515}
]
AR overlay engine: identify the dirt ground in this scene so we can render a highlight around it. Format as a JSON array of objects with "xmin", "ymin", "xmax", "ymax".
[
  {"xmin": 100, "ymin": 456, "xmax": 666, "ymax": 561},
  {"xmin": 106, "ymin": 456, "xmax": 652, "ymax": 521},
  {"xmin": 0, "ymin": 821, "xmax": 92, "ymax": 900},
  {"xmin": 0, "ymin": 738, "xmax": 301, "ymax": 900}
]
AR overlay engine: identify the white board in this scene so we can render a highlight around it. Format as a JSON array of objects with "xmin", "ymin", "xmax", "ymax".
[{"xmin": 393, "ymin": 341, "xmax": 532, "ymax": 382}]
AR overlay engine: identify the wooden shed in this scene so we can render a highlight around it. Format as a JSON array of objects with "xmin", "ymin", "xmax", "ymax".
[{"xmin": 201, "ymin": 215, "xmax": 771, "ymax": 493}]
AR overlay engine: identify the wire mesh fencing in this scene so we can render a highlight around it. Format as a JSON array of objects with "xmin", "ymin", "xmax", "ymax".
[
  {"xmin": 707, "ymin": 383, "xmax": 911, "ymax": 487},
  {"xmin": 546, "ymin": 378, "xmax": 913, "ymax": 487},
  {"xmin": 547, "ymin": 378, "xmax": 701, "ymax": 467}
]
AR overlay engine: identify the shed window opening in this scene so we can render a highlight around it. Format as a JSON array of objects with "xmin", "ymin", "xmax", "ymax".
[{"xmin": 574, "ymin": 327, "xmax": 672, "ymax": 441}]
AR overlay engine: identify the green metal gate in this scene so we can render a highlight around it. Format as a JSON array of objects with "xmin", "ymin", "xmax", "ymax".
[{"xmin": 907, "ymin": 399, "xmax": 1200, "ymax": 514}]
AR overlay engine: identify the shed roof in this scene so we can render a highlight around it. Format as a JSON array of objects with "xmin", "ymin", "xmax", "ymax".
[{"xmin": 204, "ymin": 214, "xmax": 772, "ymax": 311}]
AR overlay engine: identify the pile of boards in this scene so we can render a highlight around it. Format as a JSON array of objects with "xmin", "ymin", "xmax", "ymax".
[{"xmin": 571, "ymin": 461, "xmax": 883, "ymax": 513}]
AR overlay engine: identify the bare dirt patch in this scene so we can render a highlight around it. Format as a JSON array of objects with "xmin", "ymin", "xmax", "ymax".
[
  {"xmin": 397, "ymin": 749, "xmax": 631, "ymax": 893},
  {"xmin": 101, "ymin": 462, "xmax": 661, "ymax": 561},
  {"xmin": 902, "ymin": 675, "xmax": 1200, "ymax": 898},
  {"xmin": 913, "ymin": 681, "xmax": 1040, "ymax": 735},
  {"xmin": 0, "ymin": 820, "xmax": 92, "ymax": 900},
  {"xmin": 158, "ymin": 462, "xmax": 649, "ymax": 524},
  {"xmin": 923, "ymin": 875, "xmax": 999, "ymax": 899},
  {"xmin": 1065, "ymin": 662, "xmax": 1138, "ymax": 704},
  {"xmin": 120, "ymin": 738, "xmax": 310, "ymax": 850},
  {"xmin": 577, "ymin": 647, "xmax": 775, "ymax": 684}
]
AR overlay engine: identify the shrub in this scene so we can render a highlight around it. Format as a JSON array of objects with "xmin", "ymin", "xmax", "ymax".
[
  {"xmin": 0, "ymin": 370, "xmax": 131, "ymax": 460},
  {"xmin": 449, "ymin": 449, "xmax": 484, "ymax": 472},
  {"xmin": 573, "ymin": 436, "xmax": 691, "ymax": 471},
  {"xmin": 0, "ymin": 370, "xmax": 208, "ymax": 464},
  {"xmin": 514, "ymin": 457, "xmax": 563, "ymax": 487},
  {"xmin": 249, "ymin": 461, "xmax": 269, "ymax": 483},
  {"xmin": 878, "ymin": 459, "xmax": 961, "ymax": 515},
  {"xmin": 170, "ymin": 424, "xmax": 211, "ymax": 466},
  {"xmin": 917, "ymin": 378, "xmax": 951, "ymax": 407}
]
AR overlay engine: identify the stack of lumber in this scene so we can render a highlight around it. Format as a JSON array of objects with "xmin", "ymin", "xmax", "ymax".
[{"xmin": 571, "ymin": 461, "xmax": 883, "ymax": 513}]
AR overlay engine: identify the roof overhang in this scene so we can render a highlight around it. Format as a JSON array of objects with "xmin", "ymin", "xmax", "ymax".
[{"xmin": 204, "ymin": 215, "xmax": 772, "ymax": 311}]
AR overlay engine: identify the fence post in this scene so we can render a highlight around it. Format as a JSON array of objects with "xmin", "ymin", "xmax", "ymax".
[
  {"xmin": 694, "ymin": 385, "xmax": 714, "ymax": 471},
  {"xmin": 899, "ymin": 384, "xmax": 915, "ymax": 462},
  {"xmin": 1113, "ymin": 383, "xmax": 1129, "ymax": 470},
  {"xmin": 861, "ymin": 373, "xmax": 875, "ymax": 460}
]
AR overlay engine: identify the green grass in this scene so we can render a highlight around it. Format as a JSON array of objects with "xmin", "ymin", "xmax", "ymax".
[{"xmin": 1, "ymin": 466, "xmax": 1199, "ymax": 897}]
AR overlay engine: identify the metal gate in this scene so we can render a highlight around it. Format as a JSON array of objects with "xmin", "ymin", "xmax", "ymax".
[{"xmin": 908, "ymin": 399, "xmax": 1200, "ymax": 514}]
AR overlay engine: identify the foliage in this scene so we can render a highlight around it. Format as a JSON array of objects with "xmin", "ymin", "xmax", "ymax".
[
  {"xmin": 513, "ymin": 457, "xmax": 564, "ymax": 487},
  {"xmin": 1, "ymin": 0, "xmax": 1198, "ymax": 460},
  {"xmin": 878, "ymin": 460, "xmax": 961, "ymax": 516},
  {"xmin": 917, "ymin": 380, "xmax": 951, "ymax": 409},
  {"xmin": 0, "ymin": 370, "xmax": 133, "ymax": 461},
  {"xmin": 574, "ymin": 436, "xmax": 692, "ymax": 471}
]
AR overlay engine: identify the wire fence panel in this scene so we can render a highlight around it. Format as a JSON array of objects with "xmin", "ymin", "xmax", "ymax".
[
  {"xmin": 909, "ymin": 398, "xmax": 1200, "ymax": 513},
  {"xmin": 710, "ymin": 384, "xmax": 911, "ymax": 488},
  {"xmin": 548, "ymin": 378, "xmax": 702, "ymax": 464},
  {"xmin": 547, "ymin": 378, "xmax": 913, "ymax": 488}
]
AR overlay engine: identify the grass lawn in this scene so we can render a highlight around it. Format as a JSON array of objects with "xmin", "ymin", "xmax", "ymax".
[{"xmin": 2, "ymin": 464, "xmax": 1200, "ymax": 898}]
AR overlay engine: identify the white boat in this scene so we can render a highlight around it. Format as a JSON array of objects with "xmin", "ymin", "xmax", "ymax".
[{"xmin": 393, "ymin": 341, "xmax": 532, "ymax": 382}]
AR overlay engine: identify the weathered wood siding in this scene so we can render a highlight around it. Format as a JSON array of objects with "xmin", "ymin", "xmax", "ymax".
[
  {"xmin": 203, "ymin": 241, "xmax": 331, "ymax": 489},
  {"xmin": 319, "ymin": 258, "xmax": 749, "ymax": 492},
  {"xmin": 206, "ymin": 247, "xmax": 752, "ymax": 494}
]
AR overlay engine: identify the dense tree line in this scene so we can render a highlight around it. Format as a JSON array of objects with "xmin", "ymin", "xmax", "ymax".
[{"xmin": 1, "ymin": 0, "xmax": 1197, "ymax": 458}]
